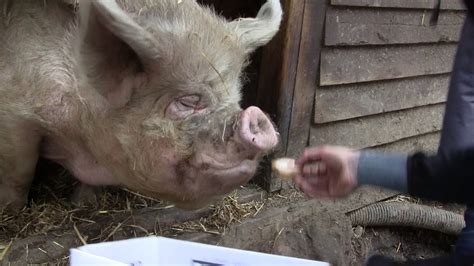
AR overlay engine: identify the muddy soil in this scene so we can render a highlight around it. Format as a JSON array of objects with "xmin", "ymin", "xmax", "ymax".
[{"xmin": 0, "ymin": 160, "xmax": 464, "ymax": 265}]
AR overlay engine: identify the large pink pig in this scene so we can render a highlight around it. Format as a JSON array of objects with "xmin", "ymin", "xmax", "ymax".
[{"xmin": 0, "ymin": 0, "xmax": 282, "ymax": 210}]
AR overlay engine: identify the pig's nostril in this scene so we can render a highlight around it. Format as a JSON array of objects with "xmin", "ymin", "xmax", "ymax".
[
  {"xmin": 257, "ymin": 118, "xmax": 269, "ymax": 131},
  {"xmin": 201, "ymin": 163, "xmax": 210, "ymax": 171},
  {"xmin": 237, "ymin": 106, "xmax": 279, "ymax": 152},
  {"xmin": 249, "ymin": 117, "xmax": 269, "ymax": 135},
  {"xmin": 249, "ymin": 122, "xmax": 258, "ymax": 135}
]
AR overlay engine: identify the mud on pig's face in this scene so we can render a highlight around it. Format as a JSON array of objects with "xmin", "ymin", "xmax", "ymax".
[{"xmin": 77, "ymin": 0, "xmax": 283, "ymax": 208}]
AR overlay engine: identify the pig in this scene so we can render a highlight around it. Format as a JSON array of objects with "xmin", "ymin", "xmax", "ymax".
[{"xmin": 0, "ymin": 0, "xmax": 282, "ymax": 210}]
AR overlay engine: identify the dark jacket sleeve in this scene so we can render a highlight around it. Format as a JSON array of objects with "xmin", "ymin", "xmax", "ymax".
[
  {"xmin": 407, "ymin": 147, "xmax": 474, "ymax": 206},
  {"xmin": 466, "ymin": 0, "xmax": 474, "ymax": 16}
]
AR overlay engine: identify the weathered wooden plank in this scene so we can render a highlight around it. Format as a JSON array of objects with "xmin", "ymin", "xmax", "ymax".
[
  {"xmin": 320, "ymin": 43, "xmax": 457, "ymax": 86},
  {"xmin": 372, "ymin": 132, "xmax": 440, "ymax": 153},
  {"xmin": 331, "ymin": 0, "xmax": 466, "ymax": 10},
  {"xmin": 326, "ymin": 8, "xmax": 465, "ymax": 46},
  {"xmin": 310, "ymin": 104, "xmax": 444, "ymax": 149},
  {"xmin": 286, "ymin": 0, "xmax": 328, "ymax": 158},
  {"xmin": 314, "ymin": 74, "xmax": 449, "ymax": 123},
  {"xmin": 255, "ymin": 0, "xmax": 305, "ymax": 192}
]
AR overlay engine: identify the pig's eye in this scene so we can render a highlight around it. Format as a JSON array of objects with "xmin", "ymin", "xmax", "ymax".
[
  {"xmin": 178, "ymin": 95, "xmax": 201, "ymax": 109},
  {"xmin": 165, "ymin": 95, "xmax": 206, "ymax": 120}
]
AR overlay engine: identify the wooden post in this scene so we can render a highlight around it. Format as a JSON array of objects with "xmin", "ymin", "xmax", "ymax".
[
  {"xmin": 287, "ymin": 0, "xmax": 328, "ymax": 157},
  {"xmin": 253, "ymin": 0, "xmax": 328, "ymax": 191}
]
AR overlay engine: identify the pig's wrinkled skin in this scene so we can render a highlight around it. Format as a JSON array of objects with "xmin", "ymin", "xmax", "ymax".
[{"xmin": 0, "ymin": 0, "xmax": 282, "ymax": 210}]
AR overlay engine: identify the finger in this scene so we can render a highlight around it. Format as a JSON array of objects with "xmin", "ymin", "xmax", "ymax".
[
  {"xmin": 296, "ymin": 173, "xmax": 328, "ymax": 194},
  {"xmin": 302, "ymin": 163, "xmax": 328, "ymax": 177},
  {"xmin": 302, "ymin": 164, "xmax": 317, "ymax": 176},
  {"xmin": 295, "ymin": 148, "xmax": 324, "ymax": 166},
  {"xmin": 305, "ymin": 175, "xmax": 328, "ymax": 187},
  {"xmin": 295, "ymin": 173, "xmax": 332, "ymax": 198},
  {"xmin": 294, "ymin": 173, "xmax": 310, "ymax": 190},
  {"xmin": 318, "ymin": 163, "xmax": 327, "ymax": 176},
  {"xmin": 293, "ymin": 174, "xmax": 306, "ymax": 192},
  {"xmin": 328, "ymin": 170, "xmax": 356, "ymax": 198}
]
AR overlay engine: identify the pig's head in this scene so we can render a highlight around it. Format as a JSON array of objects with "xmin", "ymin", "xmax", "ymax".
[{"xmin": 74, "ymin": 0, "xmax": 282, "ymax": 209}]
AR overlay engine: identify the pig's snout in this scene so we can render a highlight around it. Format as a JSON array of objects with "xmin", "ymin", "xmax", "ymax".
[{"xmin": 237, "ymin": 106, "xmax": 278, "ymax": 152}]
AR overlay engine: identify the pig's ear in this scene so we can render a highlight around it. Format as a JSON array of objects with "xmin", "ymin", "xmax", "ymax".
[
  {"xmin": 77, "ymin": 0, "xmax": 160, "ymax": 65},
  {"xmin": 228, "ymin": 0, "xmax": 283, "ymax": 54},
  {"xmin": 76, "ymin": 0, "xmax": 160, "ymax": 107}
]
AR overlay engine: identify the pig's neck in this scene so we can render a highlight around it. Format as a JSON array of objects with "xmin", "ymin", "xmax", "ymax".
[
  {"xmin": 41, "ymin": 137, "xmax": 119, "ymax": 186},
  {"xmin": 40, "ymin": 87, "xmax": 123, "ymax": 186}
]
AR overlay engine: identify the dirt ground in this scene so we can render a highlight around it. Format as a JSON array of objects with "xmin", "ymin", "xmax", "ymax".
[{"xmin": 0, "ymin": 160, "xmax": 465, "ymax": 265}]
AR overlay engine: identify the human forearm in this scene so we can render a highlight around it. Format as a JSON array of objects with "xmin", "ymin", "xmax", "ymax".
[
  {"xmin": 356, "ymin": 151, "xmax": 408, "ymax": 193},
  {"xmin": 356, "ymin": 147, "xmax": 474, "ymax": 206}
]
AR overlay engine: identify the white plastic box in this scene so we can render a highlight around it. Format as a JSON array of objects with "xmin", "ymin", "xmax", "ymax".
[{"xmin": 69, "ymin": 236, "xmax": 330, "ymax": 266}]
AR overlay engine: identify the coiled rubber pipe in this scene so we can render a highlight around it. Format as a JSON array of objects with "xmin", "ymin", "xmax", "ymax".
[{"xmin": 348, "ymin": 201, "xmax": 465, "ymax": 235}]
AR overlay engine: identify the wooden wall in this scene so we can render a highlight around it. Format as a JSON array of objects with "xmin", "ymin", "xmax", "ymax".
[
  {"xmin": 309, "ymin": 0, "xmax": 467, "ymax": 154},
  {"xmin": 200, "ymin": 0, "xmax": 468, "ymax": 191}
]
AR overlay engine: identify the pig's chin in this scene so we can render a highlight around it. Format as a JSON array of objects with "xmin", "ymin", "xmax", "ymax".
[
  {"xmin": 192, "ymin": 152, "xmax": 254, "ymax": 170},
  {"xmin": 189, "ymin": 153, "xmax": 258, "ymax": 180}
]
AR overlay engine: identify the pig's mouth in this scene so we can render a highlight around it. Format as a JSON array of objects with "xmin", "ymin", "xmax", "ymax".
[
  {"xmin": 192, "ymin": 153, "xmax": 254, "ymax": 170},
  {"xmin": 195, "ymin": 157, "xmax": 258, "ymax": 178},
  {"xmin": 187, "ymin": 152, "xmax": 259, "ymax": 187}
]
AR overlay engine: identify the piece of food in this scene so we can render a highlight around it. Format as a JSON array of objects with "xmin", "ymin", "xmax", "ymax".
[{"xmin": 272, "ymin": 158, "xmax": 298, "ymax": 180}]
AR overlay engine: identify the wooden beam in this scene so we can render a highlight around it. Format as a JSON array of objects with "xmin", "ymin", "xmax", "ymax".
[
  {"xmin": 314, "ymin": 74, "xmax": 449, "ymax": 123},
  {"xmin": 287, "ymin": 0, "xmax": 328, "ymax": 157},
  {"xmin": 320, "ymin": 43, "xmax": 457, "ymax": 86},
  {"xmin": 310, "ymin": 104, "xmax": 444, "ymax": 149},
  {"xmin": 254, "ymin": 0, "xmax": 306, "ymax": 191},
  {"xmin": 372, "ymin": 132, "xmax": 441, "ymax": 153},
  {"xmin": 325, "ymin": 7, "xmax": 465, "ymax": 46},
  {"xmin": 330, "ymin": 0, "xmax": 466, "ymax": 10}
]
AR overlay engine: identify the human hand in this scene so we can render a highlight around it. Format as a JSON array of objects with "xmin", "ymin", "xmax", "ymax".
[{"xmin": 294, "ymin": 146, "xmax": 360, "ymax": 198}]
